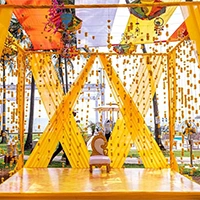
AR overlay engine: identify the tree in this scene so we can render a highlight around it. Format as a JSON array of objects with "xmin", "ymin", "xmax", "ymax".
[
  {"xmin": 153, "ymin": 93, "xmax": 166, "ymax": 150},
  {"xmin": 24, "ymin": 75, "xmax": 35, "ymax": 150},
  {"xmin": 54, "ymin": 54, "xmax": 74, "ymax": 94},
  {"xmin": 58, "ymin": 55, "xmax": 66, "ymax": 93},
  {"xmin": 87, "ymin": 121, "xmax": 97, "ymax": 136}
]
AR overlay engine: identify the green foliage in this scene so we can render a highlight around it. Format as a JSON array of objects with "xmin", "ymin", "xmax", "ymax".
[
  {"xmin": 163, "ymin": 150, "xmax": 200, "ymax": 157},
  {"xmin": 48, "ymin": 161, "xmax": 71, "ymax": 168},
  {"xmin": 87, "ymin": 121, "xmax": 97, "ymax": 135},
  {"xmin": 63, "ymin": 0, "xmax": 74, "ymax": 4},
  {"xmin": 178, "ymin": 164, "xmax": 200, "ymax": 178},
  {"xmin": 128, "ymin": 149, "xmax": 140, "ymax": 158},
  {"xmin": 24, "ymin": 149, "xmax": 32, "ymax": 156},
  {"xmin": 0, "ymin": 157, "xmax": 16, "ymax": 170},
  {"xmin": 129, "ymin": 149, "xmax": 200, "ymax": 158},
  {"xmin": 0, "ymin": 144, "xmax": 7, "ymax": 153},
  {"xmin": 124, "ymin": 164, "xmax": 144, "ymax": 168}
]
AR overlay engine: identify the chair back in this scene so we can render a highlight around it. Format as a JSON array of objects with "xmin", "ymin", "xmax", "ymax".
[{"xmin": 91, "ymin": 132, "xmax": 108, "ymax": 156}]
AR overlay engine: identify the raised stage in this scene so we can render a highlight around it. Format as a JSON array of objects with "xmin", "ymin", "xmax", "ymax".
[{"xmin": 0, "ymin": 168, "xmax": 200, "ymax": 200}]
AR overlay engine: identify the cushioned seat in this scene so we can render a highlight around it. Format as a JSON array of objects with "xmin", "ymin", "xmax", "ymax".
[{"xmin": 89, "ymin": 155, "xmax": 111, "ymax": 164}]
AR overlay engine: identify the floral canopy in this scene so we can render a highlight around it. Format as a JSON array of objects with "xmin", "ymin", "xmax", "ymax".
[
  {"xmin": 5, "ymin": 0, "xmax": 186, "ymax": 52},
  {"xmin": 6, "ymin": 0, "xmax": 119, "ymax": 51},
  {"xmin": 6, "ymin": 0, "xmax": 62, "ymax": 50}
]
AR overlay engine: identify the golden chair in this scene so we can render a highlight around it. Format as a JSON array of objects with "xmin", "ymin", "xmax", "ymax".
[{"xmin": 89, "ymin": 131, "xmax": 111, "ymax": 173}]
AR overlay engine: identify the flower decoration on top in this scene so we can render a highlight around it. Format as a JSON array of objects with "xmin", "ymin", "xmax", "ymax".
[
  {"xmin": 135, "ymin": 20, "xmax": 140, "ymax": 36},
  {"xmin": 125, "ymin": 0, "xmax": 166, "ymax": 20},
  {"xmin": 154, "ymin": 17, "xmax": 164, "ymax": 35},
  {"xmin": 112, "ymin": 43, "xmax": 132, "ymax": 55},
  {"xmin": 44, "ymin": 0, "xmax": 82, "ymax": 58}
]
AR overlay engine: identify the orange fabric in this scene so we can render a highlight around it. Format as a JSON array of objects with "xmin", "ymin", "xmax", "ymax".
[
  {"xmin": 168, "ymin": 22, "xmax": 188, "ymax": 41},
  {"xmin": 6, "ymin": 0, "xmax": 63, "ymax": 50}
]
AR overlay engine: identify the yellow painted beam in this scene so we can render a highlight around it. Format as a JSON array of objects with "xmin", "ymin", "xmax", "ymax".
[
  {"xmin": 29, "ymin": 53, "xmax": 64, "ymax": 118},
  {"xmin": 100, "ymin": 55, "xmax": 168, "ymax": 169},
  {"xmin": 15, "ymin": 49, "xmax": 26, "ymax": 171},
  {"xmin": 2, "ymin": 2, "xmax": 200, "ymax": 9},
  {"xmin": 181, "ymin": 5, "xmax": 200, "ymax": 63},
  {"xmin": 108, "ymin": 55, "xmax": 165, "ymax": 168},
  {"xmin": 130, "ymin": 55, "xmax": 164, "ymax": 115},
  {"xmin": 0, "ymin": 8, "xmax": 13, "ymax": 57},
  {"xmin": 28, "ymin": 53, "xmax": 84, "ymax": 167},
  {"xmin": 25, "ymin": 55, "xmax": 96, "ymax": 168},
  {"xmin": 109, "ymin": 119, "xmax": 132, "ymax": 167},
  {"xmin": 8, "ymin": 32, "xmax": 25, "ymax": 52},
  {"xmin": 26, "ymin": 53, "xmax": 66, "ymax": 167},
  {"xmin": 167, "ymin": 50, "xmax": 179, "ymax": 172},
  {"xmin": 108, "ymin": 36, "xmax": 186, "ymax": 168}
]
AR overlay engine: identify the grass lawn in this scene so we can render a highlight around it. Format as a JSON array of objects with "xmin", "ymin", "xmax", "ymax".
[
  {"xmin": 0, "ymin": 144, "xmax": 7, "ymax": 153},
  {"xmin": 128, "ymin": 149, "xmax": 200, "ymax": 158}
]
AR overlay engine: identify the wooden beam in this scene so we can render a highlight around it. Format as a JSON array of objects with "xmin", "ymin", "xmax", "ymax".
[{"xmin": 1, "ymin": 2, "xmax": 200, "ymax": 8}]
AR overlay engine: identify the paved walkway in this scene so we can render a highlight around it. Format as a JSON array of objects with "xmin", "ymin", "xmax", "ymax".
[{"xmin": 125, "ymin": 157, "xmax": 200, "ymax": 165}]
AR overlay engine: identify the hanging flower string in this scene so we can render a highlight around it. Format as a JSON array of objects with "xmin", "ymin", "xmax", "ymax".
[
  {"xmin": 44, "ymin": 0, "xmax": 82, "ymax": 58},
  {"xmin": 44, "ymin": 0, "xmax": 65, "ymax": 34},
  {"xmin": 44, "ymin": 0, "xmax": 82, "ymax": 35}
]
